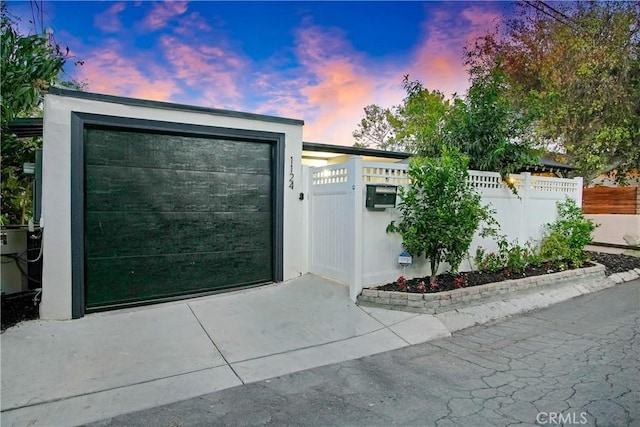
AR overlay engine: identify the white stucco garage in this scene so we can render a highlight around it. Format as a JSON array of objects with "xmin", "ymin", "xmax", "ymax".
[{"xmin": 41, "ymin": 89, "xmax": 306, "ymax": 319}]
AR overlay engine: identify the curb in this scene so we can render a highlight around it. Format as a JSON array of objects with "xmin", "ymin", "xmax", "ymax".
[
  {"xmin": 357, "ymin": 265, "xmax": 639, "ymax": 334},
  {"xmin": 358, "ymin": 263, "xmax": 607, "ymax": 314},
  {"xmin": 608, "ymin": 268, "xmax": 640, "ymax": 284}
]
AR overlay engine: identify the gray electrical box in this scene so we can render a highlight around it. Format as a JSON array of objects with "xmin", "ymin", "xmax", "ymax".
[
  {"xmin": 365, "ymin": 184, "xmax": 397, "ymax": 209},
  {"xmin": 1, "ymin": 228, "xmax": 27, "ymax": 255},
  {"xmin": 1, "ymin": 228, "xmax": 28, "ymax": 294}
]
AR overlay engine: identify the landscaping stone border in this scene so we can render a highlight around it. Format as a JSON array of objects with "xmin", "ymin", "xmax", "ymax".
[{"xmin": 357, "ymin": 263, "xmax": 617, "ymax": 314}]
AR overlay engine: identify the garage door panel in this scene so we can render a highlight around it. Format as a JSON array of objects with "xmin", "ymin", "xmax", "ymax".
[
  {"xmin": 85, "ymin": 130, "xmax": 272, "ymax": 174},
  {"xmin": 82, "ymin": 125, "xmax": 277, "ymax": 310},
  {"xmin": 86, "ymin": 166, "xmax": 271, "ymax": 213},
  {"xmin": 85, "ymin": 211, "xmax": 272, "ymax": 258},
  {"xmin": 85, "ymin": 250, "xmax": 273, "ymax": 309}
]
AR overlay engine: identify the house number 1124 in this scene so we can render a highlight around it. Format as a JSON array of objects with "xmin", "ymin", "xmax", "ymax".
[{"xmin": 289, "ymin": 156, "xmax": 294, "ymax": 189}]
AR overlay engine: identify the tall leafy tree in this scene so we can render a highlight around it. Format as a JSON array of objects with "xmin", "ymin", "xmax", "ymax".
[
  {"xmin": 352, "ymin": 104, "xmax": 398, "ymax": 150},
  {"xmin": 1, "ymin": 3, "xmax": 78, "ymax": 224},
  {"xmin": 443, "ymin": 64, "xmax": 542, "ymax": 176},
  {"xmin": 351, "ymin": 71, "xmax": 540, "ymax": 184},
  {"xmin": 352, "ymin": 77, "xmax": 451, "ymax": 155},
  {"xmin": 467, "ymin": 1, "xmax": 640, "ymax": 182},
  {"xmin": 391, "ymin": 76, "xmax": 450, "ymax": 157}
]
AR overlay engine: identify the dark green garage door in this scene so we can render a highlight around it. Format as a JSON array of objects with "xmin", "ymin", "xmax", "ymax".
[{"xmin": 83, "ymin": 127, "xmax": 274, "ymax": 310}]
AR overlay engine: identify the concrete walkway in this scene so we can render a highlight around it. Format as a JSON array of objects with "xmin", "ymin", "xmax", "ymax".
[
  {"xmin": 0, "ymin": 275, "xmax": 449, "ymax": 427},
  {"xmin": 0, "ymin": 270, "xmax": 632, "ymax": 427}
]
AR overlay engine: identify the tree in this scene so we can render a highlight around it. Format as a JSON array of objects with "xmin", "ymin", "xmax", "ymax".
[
  {"xmin": 391, "ymin": 76, "xmax": 450, "ymax": 157},
  {"xmin": 386, "ymin": 146, "xmax": 493, "ymax": 283},
  {"xmin": 1, "ymin": 4, "xmax": 76, "ymax": 224},
  {"xmin": 352, "ymin": 104, "xmax": 398, "ymax": 151},
  {"xmin": 443, "ymin": 64, "xmax": 542, "ymax": 177},
  {"xmin": 352, "ymin": 70, "xmax": 540, "ymax": 184},
  {"xmin": 467, "ymin": 1, "xmax": 640, "ymax": 181},
  {"xmin": 351, "ymin": 77, "xmax": 451, "ymax": 155}
]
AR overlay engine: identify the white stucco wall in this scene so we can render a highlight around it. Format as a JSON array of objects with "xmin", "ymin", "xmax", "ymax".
[
  {"xmin": 41, "ymin": 92, "xmax": 305, "ymax": 319},
  {"xmin": 585, "ymin": 214, "xmax": 640, "ymax": 246}
]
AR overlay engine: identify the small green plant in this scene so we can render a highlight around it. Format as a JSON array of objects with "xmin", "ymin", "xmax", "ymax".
[
  {"xmin": 525, "ymin": 240, "xmax": 544, "ymax": 268},
  {"xmin": 475, "ymin": 236, "xmax": 537, "ymax": 275},
  {"xmin": 474, "ymin": 247, "xmax": 504, "ymax": 273},
  {"xmin": 539, "ymin": 232, "xmax": 571, "ymax": 269},
  {"xmin": 540, "ymin": 198, "xmax": 597, "ymax": 268},
  {"xmin": 505, "ymin": 242, "xmax": 529, "ymax": 274}
]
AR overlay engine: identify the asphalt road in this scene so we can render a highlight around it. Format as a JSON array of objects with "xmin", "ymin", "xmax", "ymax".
[{"xmin": 90, "ymin": 279, "xmax": 639, "ymax": 427}]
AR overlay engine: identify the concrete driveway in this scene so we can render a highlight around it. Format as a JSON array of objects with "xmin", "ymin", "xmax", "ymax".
[
  {"xmin": 89, "ymin": 279, "xmax": 640, "ymax": 427},
  {"xmin": 1, "ymin": 274, "xmax": 449, "ymax": 427}
]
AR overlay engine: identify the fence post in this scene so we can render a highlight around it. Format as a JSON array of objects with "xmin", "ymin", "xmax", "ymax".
[
  {"xmin": 301, "ymin": 165, "xmax": 310, "ymax": 275},
  {"xmin": 519, "ymin": 172, "xmax": 531, "ymax": 243},
  {"xmin": 574, "ymin": 176, "xmax": 584, "ymax": 206},
  {"xmin": 349, "ymin": 156, "xmax": 363, "ymax": 302}
]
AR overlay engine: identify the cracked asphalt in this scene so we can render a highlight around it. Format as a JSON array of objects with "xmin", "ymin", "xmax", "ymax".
[{"xmin": 90, "ymin": 279, "xmax": 639, "ymax": 427}]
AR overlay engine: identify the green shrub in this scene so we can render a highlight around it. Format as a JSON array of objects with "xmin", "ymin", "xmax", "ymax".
[
  {"xmin": 525, "ymin": 240, "xmax": 544, "ymax": 268},
  {"xmin": 387, "ymin": 146, "xmax": 494, "ymax": 282},
  {"xmin": 474, "ymin": 246, "xmax": 504, "ymax": 273},
  {"xmin": 539, "ymin": 232, "xmax": 572, "ymax": 270},
  {"xmin": 475, "ymin": 236, "xmax": 539, "ymax": 274},
  {"xmin": 540, "ymin": 198, "xmax": 596, "ymax": 268}
]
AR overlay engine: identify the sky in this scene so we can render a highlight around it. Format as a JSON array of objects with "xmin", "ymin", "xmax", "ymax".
[{"xmin": 8, "ymin": 1, "xmax": 512, "ymax": 145}]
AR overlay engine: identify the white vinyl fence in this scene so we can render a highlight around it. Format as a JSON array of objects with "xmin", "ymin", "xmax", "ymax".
[{"xmin": 307, "ymin": 156, "xmax": 583, "ymax": 301}]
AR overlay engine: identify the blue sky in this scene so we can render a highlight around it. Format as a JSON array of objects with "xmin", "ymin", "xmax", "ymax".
[{"xmin": 8, "ymin": 1, "xmax": 513, "ymax": 144}]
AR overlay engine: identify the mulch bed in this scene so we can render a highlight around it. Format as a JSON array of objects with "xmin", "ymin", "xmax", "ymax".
[
  {"xmin": 377, "ymin": 250, "xmax": 639, "ymax": 294},
  {"xmin": 1, "ymin": 290, "xmax": 40, "ymax": 332},
  {"xmin": 588, "ymin": 251, "xmax": 640, "ymax": 275},
  {"xmin": 377, "ymin": 263, "xmax": 591, "ymax": 294}
]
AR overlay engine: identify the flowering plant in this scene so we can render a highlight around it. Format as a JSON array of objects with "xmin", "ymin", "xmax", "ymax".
[{"xmin": 397, "ymin": 275, "xmax": 407, "ymax": 291}]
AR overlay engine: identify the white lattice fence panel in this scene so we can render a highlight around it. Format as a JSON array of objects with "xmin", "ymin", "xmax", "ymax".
[
  {"xmin": 312, "ymin": 166, "xmax": 349, "ymax": 185},
  {"xmin": 531, "ymin": 176, "xmax": 580, "ymax": 194},
  {"xmin": 362, "ymin": 163, "xmax": 409, "ymax": 184},
  {"xmin": 467, "ymin": 171, "xmax": 524, "ymax": 192}
]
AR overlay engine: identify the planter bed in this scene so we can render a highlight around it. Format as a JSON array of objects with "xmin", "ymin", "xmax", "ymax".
[{"xmin": 358, "ymin": 263, "xmax": 607, "ymax": 314}]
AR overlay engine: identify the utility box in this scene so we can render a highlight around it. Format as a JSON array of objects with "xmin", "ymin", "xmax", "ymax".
[
  {"xmin": 1, "ymin": 228, "xmax": 28, "ymax": 294},
  {"xmin": 365, "ymin": 184, "xmax": 398, "ymax": 209}
]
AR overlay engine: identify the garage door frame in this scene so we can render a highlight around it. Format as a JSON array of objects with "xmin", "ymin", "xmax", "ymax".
[{"xmin": 70, "ymin": 112, "xmax": 285, "ymax": 318}]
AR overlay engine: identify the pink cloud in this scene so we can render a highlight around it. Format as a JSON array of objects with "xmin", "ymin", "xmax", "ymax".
[
  {"xmin": 261, "ymin": 5, "xmax": 504, "ymax": 145},
  {"xmin": 174, "ymin": 12, "xmax": 212, "ymax": 35},
  {"xmin": 73, "ymin": 4, "xmax": 505, "ymax": 148},
  {"xmin": 408, "ymin": 4, "xmax": 503, "ymax": 98},
  {"xmin": 252, "ymin": 73, "xmax": 310, "ymax": 119},
  {"xmin": 254, "ymin": 23, "xmax": 405, "ymax": 144},
  {"xmin": 94, "ymin": 3, "xmax": 126, "ymax": 33},
  {"xmin": 461, "ymin": 7, "xmax": 501, "ymax": 29},
  {"xmin": 141, "ymin": 1, "xmax": 188, "ymax": 31},
  {"xmin": 76, "ymin": 42, "xmax": 181, "ymax": 102},
  {"xmin": 159, "ymin": 36, "xmax": 247, "ymax": 107}
]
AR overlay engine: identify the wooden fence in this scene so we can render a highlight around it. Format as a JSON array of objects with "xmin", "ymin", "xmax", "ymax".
[{"xmin": 582, "ymin": 187, "xmax": 640, "ymax": 214}]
